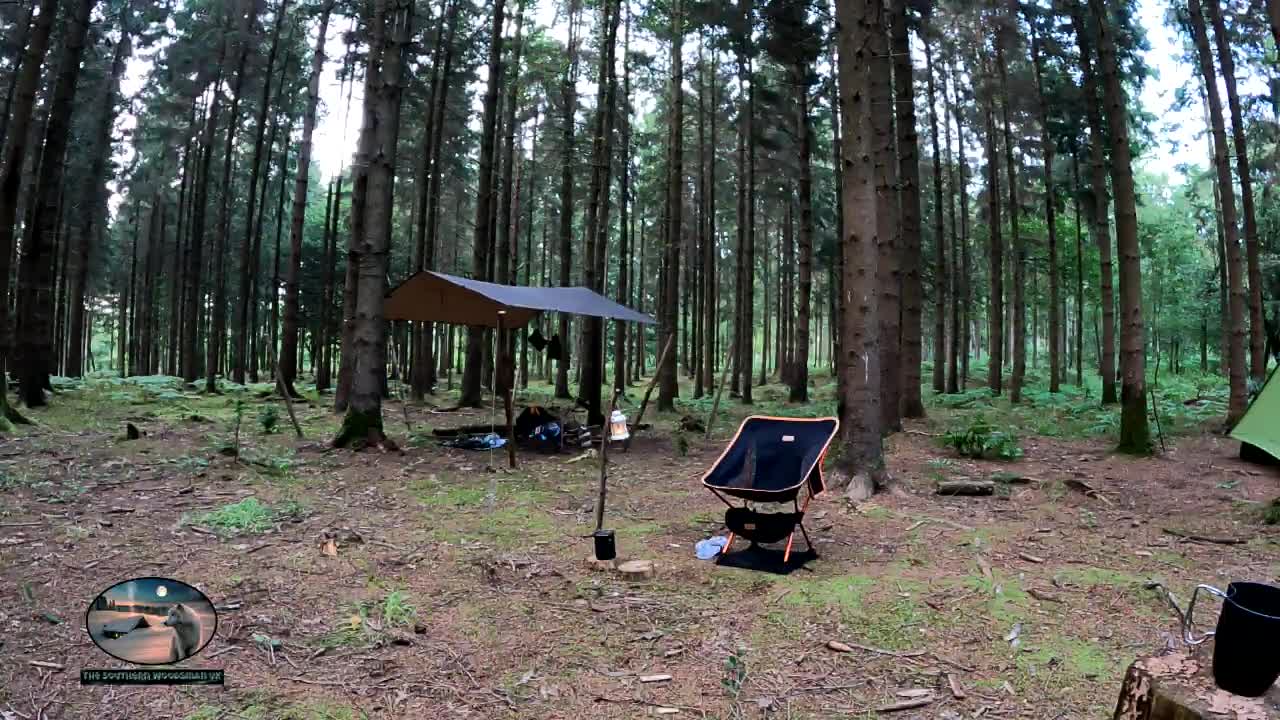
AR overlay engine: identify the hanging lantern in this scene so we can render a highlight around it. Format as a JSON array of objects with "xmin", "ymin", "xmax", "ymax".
[{"xmin": 609, "ymin": 410, "xmax": 630, "ymax": 442}]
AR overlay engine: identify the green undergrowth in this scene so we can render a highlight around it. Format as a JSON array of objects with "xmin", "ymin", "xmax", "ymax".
[{"xmin": 185, "ymin": 497, "xmax": 305, "ymax": 535}]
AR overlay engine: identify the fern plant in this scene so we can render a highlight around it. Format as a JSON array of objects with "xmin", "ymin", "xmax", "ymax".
[{"xmin": 940, "ymin": 415, "xmax": 1024, "ymax": 460}]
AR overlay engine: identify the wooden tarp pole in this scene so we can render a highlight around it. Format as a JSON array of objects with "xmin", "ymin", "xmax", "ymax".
[
  {"xmin": 595, "ymin": 387, "xmax": 623, "ymax": 531},
  {"xmin": 625, "ymin": 334, "xmax": 675, "ymax": 450},
  {"xmin": 498, "ymin": 311, "xmax": 517, "ymax": 469},
  {"xmin": 705, "ymin": 336, "xmax": 737, "ymax": 440}
]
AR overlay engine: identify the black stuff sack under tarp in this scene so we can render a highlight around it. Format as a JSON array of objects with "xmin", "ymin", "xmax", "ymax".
[
  {"xmin": 515, "ymin": 406, "xmax": 564, "ymax": 452},
  {"xmin": 528, "ymin": 328, "xmax": 548, "ymax": 352}
]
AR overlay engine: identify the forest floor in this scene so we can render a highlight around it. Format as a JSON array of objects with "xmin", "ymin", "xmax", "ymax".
[{"xmin": 0, "ymin": 369, "xmax": 1277, "ymax": 720}]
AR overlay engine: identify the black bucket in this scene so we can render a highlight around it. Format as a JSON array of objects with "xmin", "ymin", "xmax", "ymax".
[
  {"xmin": 593, "ymin": 529, "xmax": 616, "ymax": 561},
  {"xmin": 1212, "ymin": 582, "xmax": 1280, "ymax": 697}
]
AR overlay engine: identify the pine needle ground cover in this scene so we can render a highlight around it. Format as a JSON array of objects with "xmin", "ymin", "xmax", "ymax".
[{"xmin": 0, "ymin": 373, "xmax": 1274, "ymax": 719}]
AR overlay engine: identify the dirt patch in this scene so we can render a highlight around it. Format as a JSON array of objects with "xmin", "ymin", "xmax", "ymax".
[{"xmin": 1, "ymin": 381, "xmax": 1277, "ymax": 718}]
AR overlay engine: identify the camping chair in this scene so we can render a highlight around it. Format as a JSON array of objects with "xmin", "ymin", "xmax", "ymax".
[{"xmin": 700, "ymin": 416, "xmax": 840, "ymax": 564}]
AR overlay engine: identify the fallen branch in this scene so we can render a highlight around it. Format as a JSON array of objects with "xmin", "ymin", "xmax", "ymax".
[
  {"xmin": 1161, "ymin": 528, "xmax": 1246, "ymax": 545},
  {"xmin": 936, "ymin": 480, "xmax": 995, "ymax": 496},
  {"xmin": 828, "ymin": 639, "xmax": 925, "ymax": 658},
  {"xmin": 875, "ymin": 696, "xmax": 934, "ymax": 712},
  {"xmin": 27, "ymin": 661, "xmax": 64, "ymax": 671}
]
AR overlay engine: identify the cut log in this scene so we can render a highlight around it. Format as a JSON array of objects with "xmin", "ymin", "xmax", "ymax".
[
  {"xmin": 1112, "ymin": 652, "xmax": 1280, "ymax": 719},
  {"xmin": 616, "ymin": 560, "xmax": 654, "ymax": 581},
  {"xmin": 935, "ymin": 480, "xmax": 995, "ymax": 496}
]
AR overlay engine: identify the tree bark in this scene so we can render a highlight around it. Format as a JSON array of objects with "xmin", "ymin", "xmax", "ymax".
[
  {"xmin": 983, "ymin": 82, "xmax": 1003, "ymax": 395},
  {"xmin": 66, "ymin": 19, "xmax": 131, "ymax": 379},
  {"xmin": 281, "ymin": 0, "xmax": 335, "ymax": 396},
  {"xmin": 1204, "ymin": 0, "xmax": 1263, "ymax": 384},
  {"xmin": 1091, "ymin": 0, "xmax": 1150, "ymax": 453},
  {"xmin": 891, "ymin": 0, "xmax": 923, "ymax": 419},
  {"xmin": 580, "ymin": 0, "xmax": 620, "ymax": 424},
  {"xmin": 923, "ymin": 16, "xmax": 946, "ymax": 396},
  {"xmin": 555, "ymin": 1, "xmax": 581, "ymax": 401},
  {"xmin": 1189, "ymin": 0, "xmax": 1247, "ymax": 423},
  {"xmin": 232, "ymin": 0, "xmax": 288, "ymax": 384},
  {"xmin": 1073, "ymin": 152, "xmax": 1084, "ymax": 386},
  {"xmin": 657, "ymin": 0, "xmax": 684, "ymax": 411},
  {"xmin": 1072, "ymin": 4, "xmax": 1117, "ymax": 404},
  {"xmin": 1028, "ymin": 15, "xmax": 1059, "ymax": 394},
  {"xmin": 208, "ymin": 0, "xmax": 256, "ymax": 393},
  {"xmin": 834, "ymin": 0, "xmax": 883, "ymax": 494},
  {"xmin": 14, "ymin": 0, "xmax": 95, "ymax": 407},
  {"xmin": 460, "ymin": 0, "xmax": 507, "ymax": 408},
  {"xmin": 1269, "ymin": 0, "xmax": 1280, "ymax": 48},
  {"xmin": 335, "ymin": 0, "xmax": 414, "ymax": 448},
  {"xmin": 790, "ymin": 60, "xmax": 814, "ymax": 403},
  {"xmin": 0, "ymin": 0, "xmax": 57, "ymax": 408},
  {"xmin": 996, "ymin": 25, "xmax": 1024, "ymax": 405},
  {"xmin": 872, "ymin": 5, "xmax": 900, "ymax": 430}
]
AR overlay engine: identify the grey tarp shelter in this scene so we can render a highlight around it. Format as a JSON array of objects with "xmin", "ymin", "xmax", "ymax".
[
  {"xmin": 385, "ymin": 271, "xmax": 655, "ymax": 328},
  {"xmin": 383, "ymin": 270, "xmax": 656, "ymax": 467}
]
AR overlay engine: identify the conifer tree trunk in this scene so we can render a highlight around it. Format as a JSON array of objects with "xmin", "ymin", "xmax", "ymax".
[
  {"xmin": 1205, "ymin": 0, "xmax": 1263, "ymax": 383},
  {"xmin": 555, "ymin": 2, "xmax": 580, "ymax": 401},
  {"xmin": 66, "ymin": 20, "xmax": 131, "ymax": 379},
  {"xmin": 923, "ymin": 17, "xmax": 946, "ymax": 396},
  {"xmin": 420, "ymin": 0, "xmax": 460, "ymax": 393},
  {"xmin": 335, "ymin": 0, "xmax": 414, "ymax": 447},
  {"xmin": 833, "ymin": 0, "xmax": 882, "ymax": 496},
  {"xmin": 316, "ymin": 177, "xmax": 338, "ymax": 391},
  {"xmin": 14, "ymin": 0, "xmax": 95, "ymax": 407},
  {"xmin": 460, "ymin": 0, "xmax": 506, "ymax": 408},
  {"xmin": 208, "ymin": 0, "xmax": 255, "ymax": 393},
  {"xmin": 0, "ymin": 4, "xmax": 34, "ymax": 158},
  {"xmin": 872, "ymin": 9, "xmax": 899, "ymax": 428},
  {"xmin": 281, "ymin": 0, "xmax": 335, "ymax": 397},
  {"xmin": 891, "ymin": 0, "xmax": 923, "ymax": 418},
  {"xmin": 615, "ymin": 3, "xmax": 633, "ymax": 393},
  {"xmin": 233, "ymin": 0, "xmax": 288, "ymax": 384},
  {"xmin": 996, "ymin": 28, "xmax": 1024, "ymax": 404},
  {"xmin": 983, "ymin": 80, "xmax": 1003, "ymax": 395},
  {"xmin": 1091, "ymin": 0, "xmax": 1149, "ymax": 452},
  {"xmin": 1071, "ymin": 5, "xmax": 1116, "ymax": 404},
  {"xmin": 1029, "ymin": 18, "xmax": 1059, "ymax": 393},
  {"xmin": 0, "ymin": 0, "xmax": 57, "ymax": 412},
  {"xmin": 789, "ymin": 58, "xmax": 815, "ymax": 404},
  {"xmin": 952, "ymin": 58, "xmax": 971, "ymax": 390},
  {"xmin": 701, "ymin": 45, "xmax": 717, "ymax": 396},
  {"xmin": 182, "ymin": 61, "xmax": 225, "ymax": 383},
  {"xmin": 497, "ymin": 2, "xmax": 527, "ymax": 401},
  {"xmin": 657, "ymin": 0, "xmax": 684, "ymax": 411},
  {"xmin": 1268, "ymin": 0, "xmax": 1280, "ymax": 47},
  {"xmin": 1073, "ymin": 152, "xmax": 1084, "ymax": 386},
  {"xmin": 580, "ymin": 0, "xmax": 619, "ymax": 423},
  {"xmin": 1188, "ymin": 0, "xmax": 1246, "ymax": 425}
]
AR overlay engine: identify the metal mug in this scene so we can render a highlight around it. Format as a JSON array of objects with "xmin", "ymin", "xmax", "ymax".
[{"xmin": 1177, "ymin": 582, "xmax": 1280, "ymax": 698}]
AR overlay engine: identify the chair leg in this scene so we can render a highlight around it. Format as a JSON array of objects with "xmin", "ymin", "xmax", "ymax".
[
  {"xmin": 798, "ymin": 521, "xmax": 817, "ymax": 557},
  {"xmin": 721, "ymin": 532, "xmax": 734, "ymax": 555},
  {"xmin": 783, "ymin": 530, "xmax": 796, "ymax": 564}
]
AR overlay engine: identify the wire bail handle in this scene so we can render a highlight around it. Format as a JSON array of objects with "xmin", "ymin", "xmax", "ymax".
[{"xmin": 1149, "ymin": 582, "xmax": 1227, "ymax": 646}]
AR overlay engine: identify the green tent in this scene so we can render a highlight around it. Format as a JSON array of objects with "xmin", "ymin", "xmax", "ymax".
[{"xmin": 1229, "ymin": 371, "xmax": 1280, "ymax": 464}]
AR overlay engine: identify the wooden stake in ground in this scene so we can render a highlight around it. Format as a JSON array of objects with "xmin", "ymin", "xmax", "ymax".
[
  {"xmin": 595, "ymin": 387, "xmax": 623, "ymax": 531},
  {"xmin": 705, "ymin": 336, "xmax": 737, "ymax": 440},
  {"xmin": 625, "ymin": 335, "xmax": 674, "ymax": 450},
  {"xmin": 275, "ymin": 364, "xmax": 303, "ymax": 439}
]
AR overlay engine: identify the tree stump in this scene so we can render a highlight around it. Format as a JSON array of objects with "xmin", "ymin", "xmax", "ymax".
[
  {"xmin": 616, "ymin": 560, "xmax": 654, "ymax": 581},
  {"xmin": 1113, "ymin": 651, "xmax": 1280, "ymax": 719}
]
